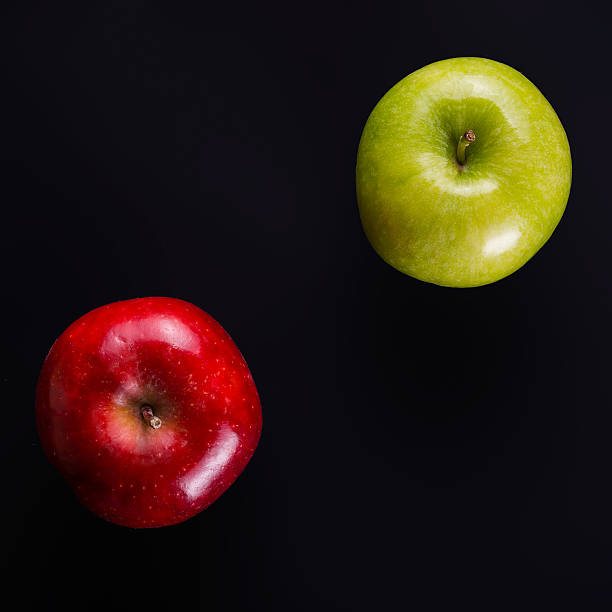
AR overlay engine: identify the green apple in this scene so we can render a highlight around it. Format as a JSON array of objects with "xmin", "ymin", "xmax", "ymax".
[{"xmin": 356, "ymin": 57, "xmax": 572, "ymax": 287}]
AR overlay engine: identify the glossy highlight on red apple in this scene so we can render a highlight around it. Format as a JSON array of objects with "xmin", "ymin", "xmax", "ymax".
[{"xmin": 36, "ymin": 297, "xmax": 262, "ymax": 528}]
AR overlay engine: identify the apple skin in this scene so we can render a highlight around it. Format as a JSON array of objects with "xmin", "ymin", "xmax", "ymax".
[
  {"xmin": 356, "ymin": 57, "xmax": 572, "ymax": 287},
  {"xmin": 36, "ymin": 297, "xmax": 262, "ymax": 528}
]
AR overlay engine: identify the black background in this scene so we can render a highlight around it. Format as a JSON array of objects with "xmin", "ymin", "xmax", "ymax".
[{"xmin": 0, "ymin": 1, "xmax": 608, "ymax": 609}]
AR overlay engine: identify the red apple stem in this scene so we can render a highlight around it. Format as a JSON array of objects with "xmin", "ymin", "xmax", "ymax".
[
  {"xmin": 141, "ymin": 405, "xmax": 162, "ymax": 429},
  {"xmin": 456, "ymin": 130, "xmax": 475, "ymax": 165}
]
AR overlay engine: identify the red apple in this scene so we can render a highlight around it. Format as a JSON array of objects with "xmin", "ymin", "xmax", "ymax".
[{"xmin": 36, "ymin": 297, "xmax": 262, "ymax": 528}]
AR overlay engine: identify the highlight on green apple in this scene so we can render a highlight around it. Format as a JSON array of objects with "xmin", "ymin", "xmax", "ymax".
[{"xmin": 356, "ymin": 57, "xmax": 572, "ymax": 288}]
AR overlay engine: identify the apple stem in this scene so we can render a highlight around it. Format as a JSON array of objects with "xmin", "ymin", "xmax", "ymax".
[
  {"xmin": 456, "ymin": 130, "xmax": 476, "ymax": 165},
  {"xmin": 141, "ymin": 405, "xmax": 162, "ymax": 429}
]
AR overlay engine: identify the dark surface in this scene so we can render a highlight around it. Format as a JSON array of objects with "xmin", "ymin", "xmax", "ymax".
[{"xmin": 0, "ymin": 1, "xmax": 608, "ymax": 609}]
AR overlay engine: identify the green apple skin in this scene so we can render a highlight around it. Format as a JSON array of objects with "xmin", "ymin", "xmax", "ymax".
[{"xmin": 356, "ymin": 57, "xmax": 572, "ymax": 287}]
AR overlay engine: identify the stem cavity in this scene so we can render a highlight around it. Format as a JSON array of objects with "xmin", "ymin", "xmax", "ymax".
[
  {"xmin": 456, "ymin": 129, "xmax": 476, "ymax": 166},
  {"xmin": 141, "ymin": 405, "xmax": 162, "ymax": 429}
]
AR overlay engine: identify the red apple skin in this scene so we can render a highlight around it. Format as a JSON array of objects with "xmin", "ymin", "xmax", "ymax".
[{"xmin": 36, "ymin": 297, "xmax": 262, "ymax": 528}]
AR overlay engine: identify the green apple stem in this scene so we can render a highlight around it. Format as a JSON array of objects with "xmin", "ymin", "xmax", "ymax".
[
  {"xmin": 456, "ymin": 130, "xmax": 476, "ymax": 165},
  {"xmin": 141, "ymin": 405, "xmax": 162, "ymax": 429}
]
